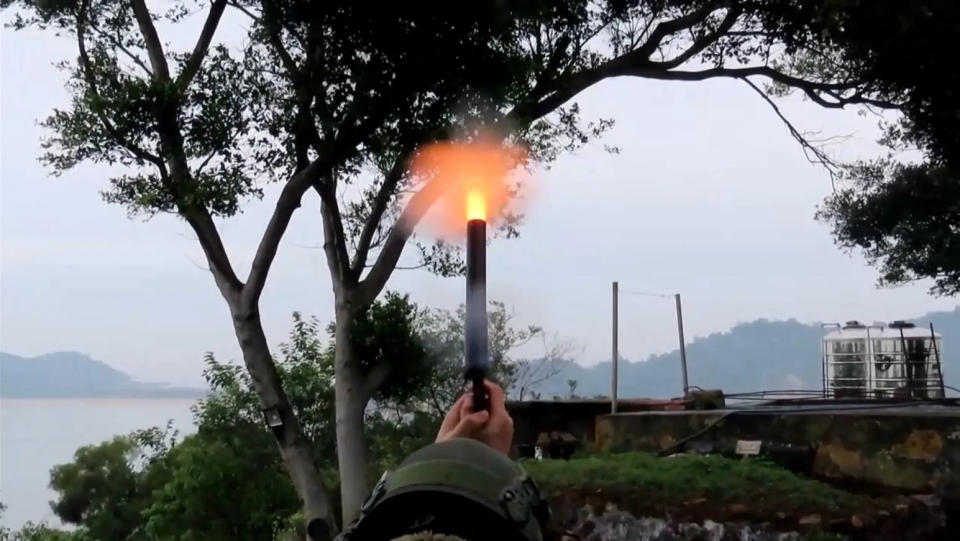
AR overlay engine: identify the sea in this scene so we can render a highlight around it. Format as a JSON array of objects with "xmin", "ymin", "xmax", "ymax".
[{"xmin": 0, "ymin": 398, "xmax": 197, "ymax": 530}]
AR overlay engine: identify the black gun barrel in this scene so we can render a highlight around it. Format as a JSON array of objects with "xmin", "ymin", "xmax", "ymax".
[{"xmin": 465, "ymin": 218, "xmax": 489, "ymax": 411}]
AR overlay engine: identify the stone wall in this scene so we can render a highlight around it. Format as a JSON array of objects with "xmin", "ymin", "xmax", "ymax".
[{"xmin": 595, "ymin": 408, "xmax": 960, "ymax": 497}]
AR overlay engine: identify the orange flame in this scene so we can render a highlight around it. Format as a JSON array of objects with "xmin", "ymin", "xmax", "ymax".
[
  {"xmin": 409, "ymin": 136, "xmax": 528, "ymax": 236},
  {"xmin": 466, "ymin": 190, "xmax": 486, "ymax": 221}
]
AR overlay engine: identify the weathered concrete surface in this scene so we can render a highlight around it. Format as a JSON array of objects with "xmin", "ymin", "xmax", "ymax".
[
  {"xmin": 508, "ymin": 399, "xmax": 684, "ymax": 457},
  {"xmin": 595, "ymin": 403, "xmax": 960, "ymax": 497}
]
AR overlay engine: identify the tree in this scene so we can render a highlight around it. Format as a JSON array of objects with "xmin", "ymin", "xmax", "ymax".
[
  {"xmin": 9, "ymin": 0, "xmax": 914, "ymax": 530},
  {"xmin": 48, "ymin": 436, "xmax": 155, "ymax": 540},
  {"xmin": 36, "ymin": 298, "xmax": 556, "ymax": 539},
  {"xmin": 142, "ymin": 429, "xmax": 302, "ymax": 540},
  {"xmin": 811, "ymin": 1, "xmax": 960, "ymax": 295},
  {"xmin": 412, "ymin": 301, "xmax": 574, "ymax": 415},
  {"xmin": 0, "ymin": 523, "xmax": 78, "ymax": 541},
  {"xmin": 38, "ymin": 312, "xmax": 339, "ymax": 541},
  {"xmin": 819, "ymin": 163, "xmax": 960, "ymax": 296}
]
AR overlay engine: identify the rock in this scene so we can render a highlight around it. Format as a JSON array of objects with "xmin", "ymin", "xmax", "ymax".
[
  {"xmin": 573, "ymin": 518, "xmax": 596, "ymax": 537},
  {"xmin": 911, "ymin": 494, "xmax": 939, "ymax": 508},
  {"xmin": 558, "ymin": 504, "xmax": 816, "ymax": 541},
  {"xmin": 798, "ymin": 514, "xmax": 821, "ymax": 526},
  {"xmin": 895, "ymin": 503, "xmax": 910, "ymax": 517},
  {"xmin": 775, "ymin": 512, "xmax": 787, "ymax": 520},
  {"xmin": 851, "ymin": 515, "xmax": 864, "ymax": 528},
  {"xmin": 683, "ymin": 497, "xmax": 706, "ymax": 506},
  {"xmin": 701, "ymin": 520, "xmax": 724, "ymax": 541},
  {"xmin": 729, "ymin": 504, "xmax": 749, "ymax": 515}
]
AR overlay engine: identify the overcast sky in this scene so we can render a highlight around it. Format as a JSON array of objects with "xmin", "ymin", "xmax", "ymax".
[{"xmin": 2, "ymin": 12, "xmax": 955, "ymax": 387}]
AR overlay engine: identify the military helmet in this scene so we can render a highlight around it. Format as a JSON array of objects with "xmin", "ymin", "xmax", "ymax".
[{"xmin": 338, "ymin": 438, "xmax": 549, "ymax": 540}]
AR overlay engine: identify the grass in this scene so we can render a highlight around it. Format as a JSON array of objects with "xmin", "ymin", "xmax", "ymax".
[{"xmin": 524, "ymin": 452, "xmax": 878, "ymax": 518}]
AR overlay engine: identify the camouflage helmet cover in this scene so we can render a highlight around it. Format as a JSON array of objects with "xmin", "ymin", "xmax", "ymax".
[{"xmin": 339, "ymin": 439, "xmax": 548, "ymax": 541}]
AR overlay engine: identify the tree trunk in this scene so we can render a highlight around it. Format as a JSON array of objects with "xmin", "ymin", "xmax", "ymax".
[
  {"xmin": 232, "ymin": 307, "xmax": 337, "ymax": 540},
  {"xmin": 332, "ymin": 303, "xmax": 371, "ymax": 526}
]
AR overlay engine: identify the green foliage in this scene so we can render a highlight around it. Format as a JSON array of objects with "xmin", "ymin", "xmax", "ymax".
[
  {"xmin": 7, "ymin": 0, "xmax": 918, "ymax": 273},
  {"xmin": 6, "ymin": 0, "xmax": 614, "ymax": 224},
  {"xmin": 48, "ymin": 436, "xmax": 150, "ymax": 540},
  {"xmin": 36, "ymin": 297, "xmax": 558, "ymax": 539},
  {"xmin": 0, "ymin": 522, "xmax": 81, "ymax": 541},
  {"xmin": 38, "ymin": 310, "xmax": 336, "ymax": 540},
  {"xmin": 405, "ymin": 300, "xmax": 554, "ymax": 417},
  {"xmin": 142, "ymin": 429, "xmax": 299, "ymax": 540},
  {"xmin": 525, "ymin": 452, "xmax": 876, "ymax": 516},
  {"xmin": 350, "ymin": 292, "xmax": 430, "ymax": 403},
  {"xmin": 194, "ymin": 311, "xmax": 338, "ymax": 462},
  {"xmin": 819, "ymin": 162, "xmax": 960, "ymax": 296},
  {"xmin": 12, "ymin": 0, "xmax": 943, "ymax": 525},
  {"xmin": 809, "ymin": 0, "xmax": 960, "ymax": 295}
]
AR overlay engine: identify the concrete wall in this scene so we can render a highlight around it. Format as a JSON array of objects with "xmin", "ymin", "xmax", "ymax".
[{"xmin": 595, "ymin": 408, "xmax": 960, "ymax": 497}]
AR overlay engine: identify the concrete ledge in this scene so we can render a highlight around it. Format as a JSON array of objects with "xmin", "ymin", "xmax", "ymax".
[{"xmin": 596, "ymin": 403, "xmax": 960, "ymax": 497}]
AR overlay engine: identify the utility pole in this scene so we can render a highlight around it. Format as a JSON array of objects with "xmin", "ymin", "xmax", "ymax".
[
  {"xmin": 611, "ymin": 281, "xmax": 619, "ymax": 413},
  {"xmin": 675, "ymin": 293, "xmax": 689, "ymax": 398}
]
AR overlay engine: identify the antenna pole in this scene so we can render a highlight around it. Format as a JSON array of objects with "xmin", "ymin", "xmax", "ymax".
[
  {"xmin": 675, "ymin": 294, "xmax": 689, "ymax": 398},
  {"xmin": 611, "ymin": 281, "xmax": 619, "ymax": 413}
]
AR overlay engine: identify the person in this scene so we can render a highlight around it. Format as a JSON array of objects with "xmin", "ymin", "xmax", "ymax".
[
  {"xmin": 332, "ymin": 380, "xmax": 549, "ymax": 541},
  {"xmin": 435, "ymin": 379, "xmax": 515, "ymax": 454}
]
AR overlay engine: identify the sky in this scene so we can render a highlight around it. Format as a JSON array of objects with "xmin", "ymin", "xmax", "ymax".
[{"xmin": 1, "ymin": 10, "xmax": 955, "ymax": 387}]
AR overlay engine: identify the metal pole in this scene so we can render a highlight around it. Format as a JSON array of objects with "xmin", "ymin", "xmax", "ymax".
[
  {"xmin": 897, "ymin": 326, "xmax": 911, "ymax": 398},
  {"xmin": 821, "ymin": 327, "xmax": 827, "ymax": 398},
  {"xmin": 865, "ymin": 326, "xmax": 873, "ymax": 398},
  {"xmin": 465, "ymin": 219, "xmax": 488, "ymax": 411},
  {"xmin": 675, "ymin": 294, "xmax": 689, "ymax": 398},
  {"xmin": 930, "ymin": 323, "xmax": 945, "ymax": 397},
  {"xmin": 611, "ymin": 281, "xmax": 619, "ymax": 413}
]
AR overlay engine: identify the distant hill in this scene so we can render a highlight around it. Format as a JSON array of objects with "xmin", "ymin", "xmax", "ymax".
[
  {"xmin": 533, "ymin": 308, "xmax": 960, "ymax": 399},
  {"xmin": 4, "ymin": 308, "xmax": 957, "ymax": 399},
  {"xmin": 0, "ymin": 351, "xmax": 204, "ymax": 398}
]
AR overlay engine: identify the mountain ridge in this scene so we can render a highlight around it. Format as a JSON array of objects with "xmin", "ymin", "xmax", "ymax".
[
  {"xmin": 0, "ymin": 351, "xmax": 204, "ymax": 398},
  {"xmin": 532, "ymin": 307, "xmax": 960, "ymax": 399},
  {"xmin": 3, "ymin": 308, "xmax": 957, "ymax": 399}
]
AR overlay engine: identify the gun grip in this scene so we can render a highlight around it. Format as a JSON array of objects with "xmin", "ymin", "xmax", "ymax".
[{"xmin": 471, "ymin": 376, "xmax": 489, "ymax": 412}]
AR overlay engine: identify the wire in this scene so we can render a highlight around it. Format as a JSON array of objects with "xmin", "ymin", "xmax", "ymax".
[
  {"xmin": 656, "ymin": 399, "xmax": 953, "ymax": 457},
  {"xmin": 656, "ymin": 410, "xmax": 737, "ymax": 457},
  {"xmin": 620, "ymin": 289, "xmax": 674, "ymax": 298}
]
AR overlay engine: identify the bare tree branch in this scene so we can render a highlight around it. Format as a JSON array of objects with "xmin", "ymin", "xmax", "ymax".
[
  {"xmin": 250, "ymin": 0, "xmax": 302, "ymax": 78},
  {"xmin": 176, "ymin": 0, "xmax": 228, "ymax": 92},
  {"xmin": 630, "ymin": 0, "xmax": 724, "ymax": 61},
  {"xmin": 182, "ymin": 209, "xmax": 244, "ymax": 292},
  {"xmin": 634, "ymin": 66, "xmax": 900, "ymax": 109},
  {"xmin": 75, "ymin": 0, "xmax": 163, "ymax": 166},
  {"xmin": 243, "ymin": 158, "xmax": 329, "ymax": 305},
  {"xmin": 351, "ymin": 155, "xmax": 409, "ymax": 274},
  {"xmin": 316, "ymin": 177, "xmax": 353, "ymax": 286},
  {"xmin": 86, "ymin": 23, "xmax": 153, "ymax": 76},
  {"xmin": 356, "ymin": 175, "xmax": 449, "ymax": 304},
  {"xmin": 741, "ymin": 77, "xmax": 839, "ymax": 174},
  {"xmin": 129, "ymin": 0, "xmax": 243, "ymax": 292},
  {"xmin": 655, "ymin": 6, "xmax": 741, "ymax": 69},
  {"xmin": 130, "ymin": 0, "xmax": 170, "ymax": 81}
]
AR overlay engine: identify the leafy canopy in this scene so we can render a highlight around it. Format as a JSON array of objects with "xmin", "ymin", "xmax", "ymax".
[
  {"xmin": 29, "ymin": 296, "xmax": 567, "ymax": 539},
  {"xmin": 811, "ymin": 0, "xmax": 960, "ymax": 295},
  {"xmin": 7, "ymin": 0, "xmax": 911, "ymax": 282}
]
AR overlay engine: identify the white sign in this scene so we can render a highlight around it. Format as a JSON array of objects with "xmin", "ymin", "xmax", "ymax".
[{"xmin": 735, "ymin": 440, "xmax": 762, "ymax": 456}]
